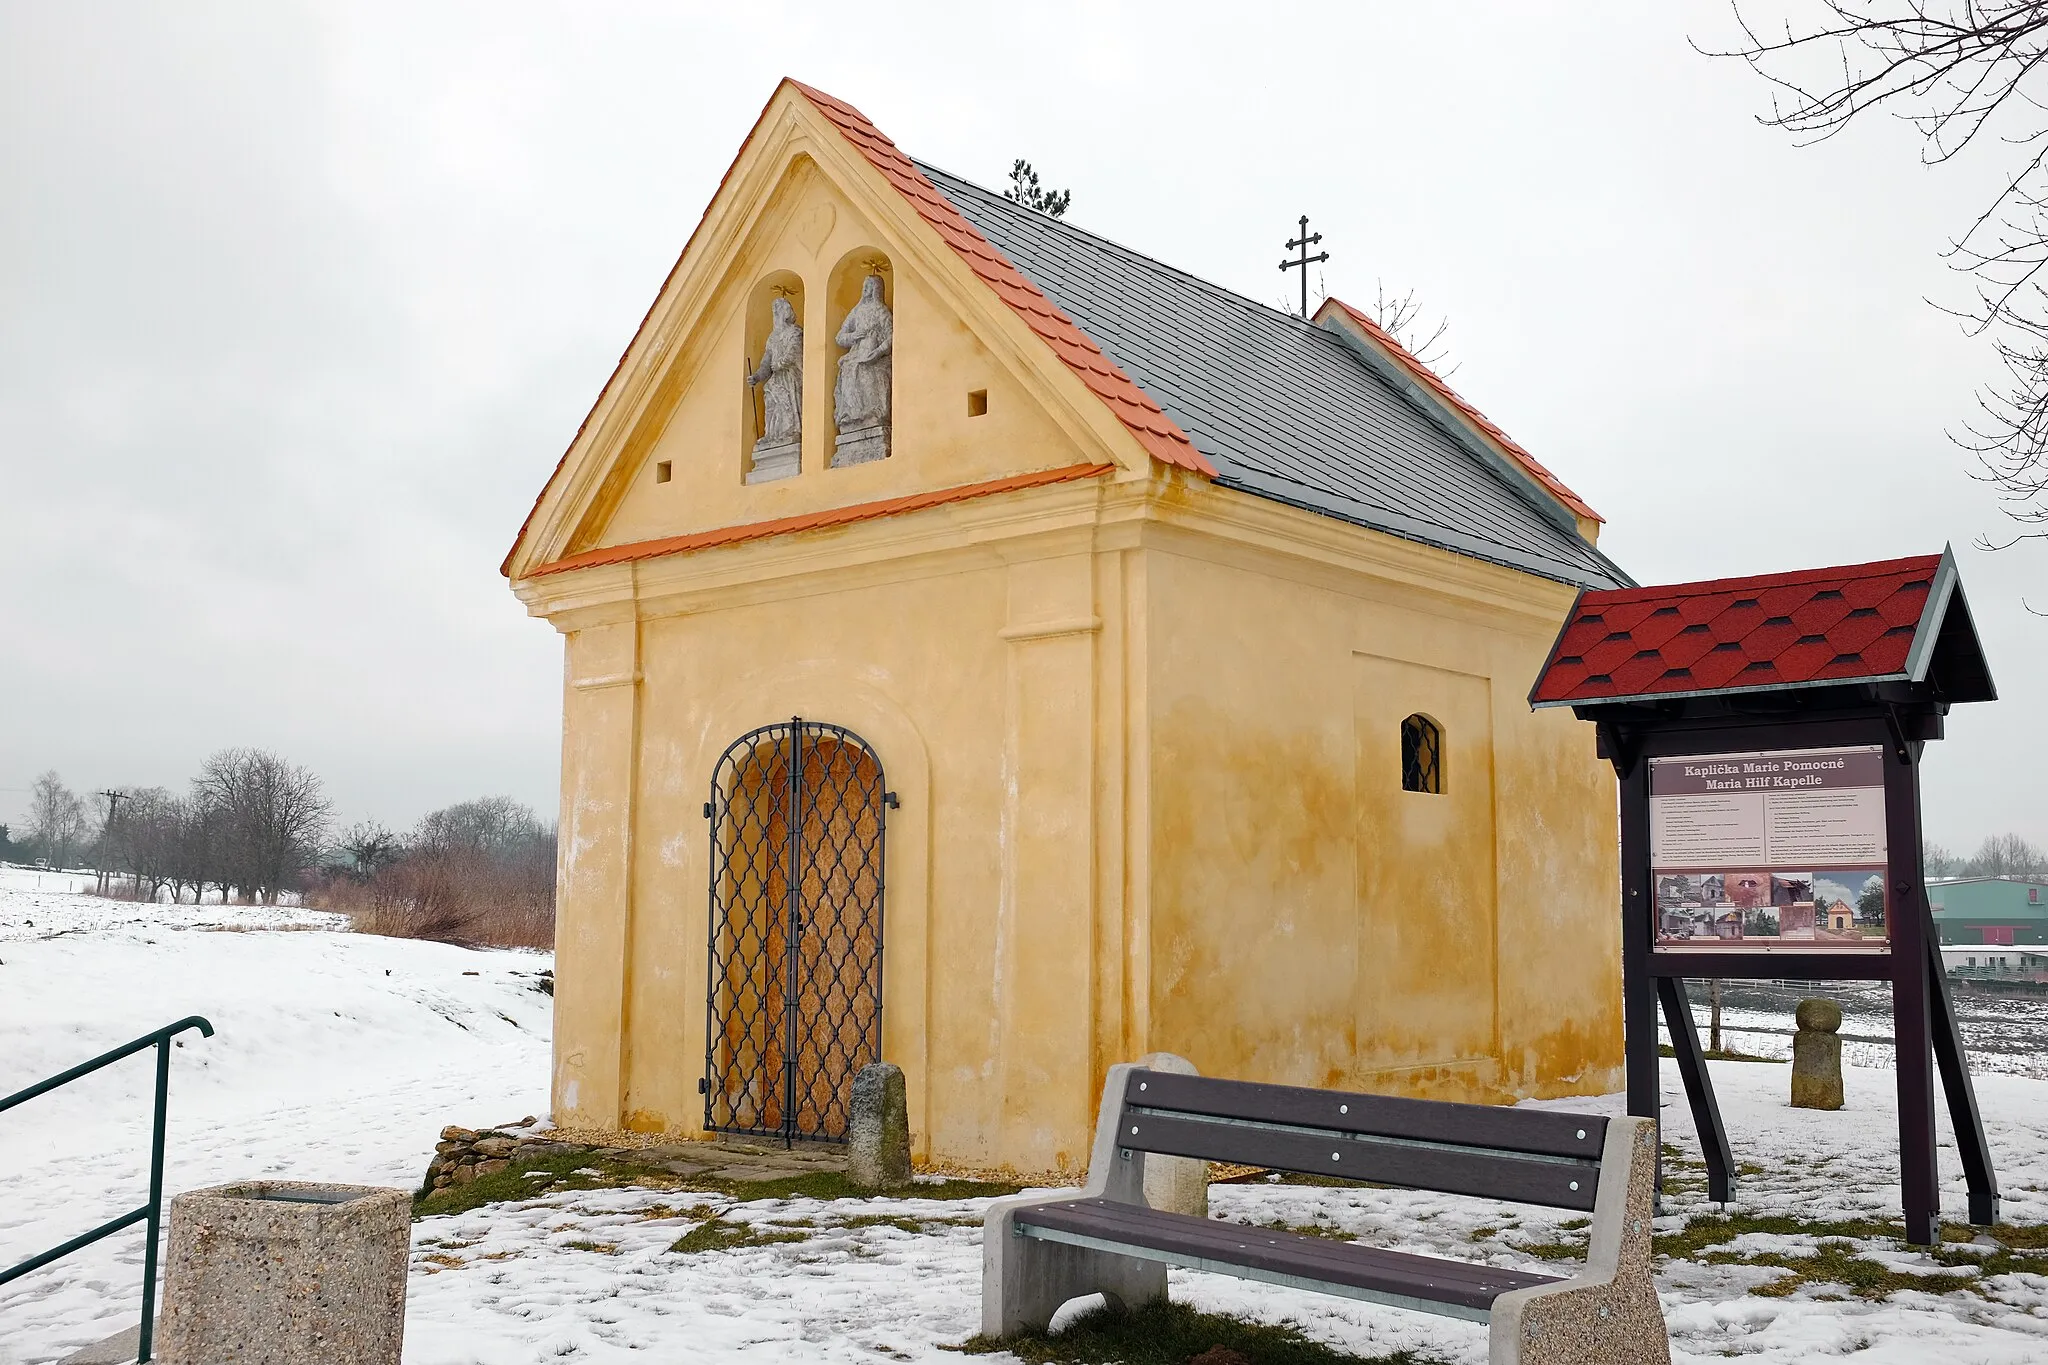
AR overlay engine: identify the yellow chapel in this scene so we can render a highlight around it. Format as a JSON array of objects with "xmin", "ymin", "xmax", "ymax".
[{"xmin": 503, "ymin": 79, "xmax": 1631, "ymax": 1173}]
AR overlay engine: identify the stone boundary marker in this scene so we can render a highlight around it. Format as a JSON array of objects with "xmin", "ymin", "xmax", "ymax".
[
  {"xmin": 1791, "ymin": 998, "xmax": 1846, "ymax": 1111},
  {"xmin": 155, "ymin": 1181, "xmax": 409, "ymax": 1364},
  {"xmin": 849, "ymin": 1062, "xmax": 912, "ymax": 1189}
]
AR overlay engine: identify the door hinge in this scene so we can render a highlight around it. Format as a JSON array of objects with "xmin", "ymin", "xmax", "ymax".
[
  {"xmin": 702, "ymin": 801, "xmax": 713, "ymax": 819},
  {"xmin": 884, "ymin": 791, "xmax": 900, "ymax": 810},
  {"xmin": 697, "ymin": 1077, "xmax": 708, "ymax": 1094}
]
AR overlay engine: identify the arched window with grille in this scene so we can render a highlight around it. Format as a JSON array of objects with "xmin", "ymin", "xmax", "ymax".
[{"xmin": 1401, "ymin": 714, "xmax": 1443, "ymax": 794}]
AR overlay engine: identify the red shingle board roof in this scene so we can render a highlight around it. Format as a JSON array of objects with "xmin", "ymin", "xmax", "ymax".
[
  {"xmin": 787, "ymin": 81, "xmax": 1211, "ymax": 477},
  {"xmin": 1530, "ymin": 554, "xmax": 1946, "ymax": 707},
  {"xmin": 1317, "ymin": 297, "xmax": 1601, "ymax": 525}
]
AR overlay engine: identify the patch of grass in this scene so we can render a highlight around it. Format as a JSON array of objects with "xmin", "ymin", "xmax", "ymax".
[
  {"xmin": 833, "ymin": 1211, "xmax": 983, "ymax": 1233},
  {"xmin": 414, "ymin": 1150, "xmax": 1021, "ymax": 1220},
  {"xmin": 1655, "ymin": 1212, "xmax": 2048, "ymax": 1302},
  {"xmin": 669, "ymin": 1216, "xmax": 812, "ymax": 1254},
  {"xmin": 1717, "ymin": 1239, "xmax": 1971, "ymax": 1301},
  {"xmin": 1234, "ymin": 1217, "xmax": 1356, "ymax": 1242},
  {"xmin": 952, "ymin": 1297, "xmax": 1428, "ymax": 1363},
  {"xmin": 415, "ymin": 1149, "xmax": 632, "ymax": 1218},
  {"xmin": 1654, "ymin": 1211, "xmax": 1898, "ymax": 1260},
  {"xmin": 633, "ymin": 1201, "xmax": 715, "ymax": 1222},
  {"xmin": 562, "ymin": 1239, "xmax": 620, "ymax": 1254},
  {"xmin": 1511, "ymin": 1238, "xmax": 1586, "ymax": 1263}
]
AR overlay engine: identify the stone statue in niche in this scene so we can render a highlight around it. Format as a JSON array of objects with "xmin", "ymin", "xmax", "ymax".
[
  {"xmin": 745, "ymin": 294, "xmax": 803, "ymax": 483},
  {"xmin": 832, "ymin": 274, "xmax": 893, "ymax": 466}
]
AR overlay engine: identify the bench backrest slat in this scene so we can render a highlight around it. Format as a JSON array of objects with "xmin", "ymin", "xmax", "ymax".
[
  {"xmin": 1116, "ymin": 1070, "xmax": 1606, "ymax": 1213},
  {"xmin": 1124, "ymin": 1071, "xmax": 1606, "ymax": 1159},
  {"xmin": 1123, "ymin": 1110, "xmax": 1599, "ymax": 1212}
]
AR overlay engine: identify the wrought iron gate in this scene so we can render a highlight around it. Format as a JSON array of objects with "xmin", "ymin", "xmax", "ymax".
[{"xmin": 702, "ymin": 718, "xmax": 892, "ymax": 1145}]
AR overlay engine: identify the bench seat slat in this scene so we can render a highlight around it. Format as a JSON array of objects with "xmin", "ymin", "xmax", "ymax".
[
  {"xmin": 1125, "ymin": 1072, "xmax": 1607, "ymax": 1161},
  {"xmin": 1013, "ymin": 1199, "xmax": 1563, "ymax": 1314},
  {"xmin": 1122, "ymin": 1110, "xmax": 1601, "ymax": 1212}
]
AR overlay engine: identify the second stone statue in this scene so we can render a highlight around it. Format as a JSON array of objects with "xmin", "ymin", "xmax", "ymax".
[{"xmin": 832, "ymin": 274, "xmax": 893, "ymax": 466}]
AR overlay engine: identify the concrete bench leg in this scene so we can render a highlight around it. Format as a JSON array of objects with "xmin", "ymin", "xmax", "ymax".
[
  {"xmin": 1489, "ymin": 1117, "xmax": 1670, "ymax": 1365},
  {"xmin": 979, "ymin": 1062, "xmax": 1169, "ymax": 1337},
  {"xmin": 982, "ymin": 1228, "xmax": 1167, "ymax": 1337}
]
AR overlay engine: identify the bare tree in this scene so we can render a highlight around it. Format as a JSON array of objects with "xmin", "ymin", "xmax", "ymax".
[
  {"xmin": 193, "ymin": 748, "xmax": 332, "ymax": 902},
  {"xmin": 336, "ymin": 820, "xmax": 401, "ymax": 880},
  {"xmin": 1364, "ymin": 280, "xmax": 1458, "ymax": 374},
  {"xmin": 1004, "ymin": 159, "xmax": 1072, "ymax": 219},
  {"xmin": 1924, "ymin": 839, "xmax": 1965, "ymax": 875},
  {"xmin": 24, "ymin": 770, "xmax": 90, "ymax": 868},
  {"xmin": 326, "ymin": 796, "xmax": 556, "ymax": 947},
  {"xmin": 109, "ymin": 788, "xmax": 186, "ymax": 902},
  {"xmin": 1964, "ymin": 831, "xmax": 2048, "ymax": 875},
  {"xmin": 1707, "ymin": 4, "xmax": 2048, "ymax": 558}
]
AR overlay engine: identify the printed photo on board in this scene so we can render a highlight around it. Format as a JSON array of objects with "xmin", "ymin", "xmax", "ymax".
[{"xmin": 1648, "ymin": 745, "xmax": 1892, "ymax": 952}]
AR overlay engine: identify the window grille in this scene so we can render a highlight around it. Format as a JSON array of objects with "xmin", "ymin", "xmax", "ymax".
[{"xmin": 1401, "ymin": 714, "xmax": 1443, "ymax": 794}]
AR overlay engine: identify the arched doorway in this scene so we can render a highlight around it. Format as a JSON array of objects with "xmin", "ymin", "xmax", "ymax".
[{"xmin": 702, "ymin": 718, "xmax": 892, "ymax": 1144}]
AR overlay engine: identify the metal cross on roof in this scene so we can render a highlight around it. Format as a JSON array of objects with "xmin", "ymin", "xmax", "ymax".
[{"xmin": 1279, "ymin": 215, "xmax": 1329, "ymax": 317}]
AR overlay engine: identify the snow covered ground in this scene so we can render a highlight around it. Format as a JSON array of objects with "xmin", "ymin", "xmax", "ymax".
[{"xmin": 6, "ymin": 869, "xmax": 2048, "ymax": 1363}]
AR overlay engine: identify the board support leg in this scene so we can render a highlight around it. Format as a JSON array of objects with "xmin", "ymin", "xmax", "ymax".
[
  {"xmin": 1928, "ymin": 936, "xmax": 2000, "ymax": 1226},
  {"xmin": 1657, "ymin": 976, "xmax": 1734, "ymax": 1204}
]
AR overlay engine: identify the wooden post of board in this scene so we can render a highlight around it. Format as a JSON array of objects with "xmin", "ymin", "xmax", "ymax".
[
  {"xmin": 1883, "ymin": 733, "xmax": 1940, "ymax": 1246},
  {"xmin": 1616, "ymin": 751, "xmax": 1661, "ymax": 1191}
]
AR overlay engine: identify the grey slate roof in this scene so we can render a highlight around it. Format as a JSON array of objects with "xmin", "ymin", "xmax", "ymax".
[{"xmin": 918, "ymin": 162, "xmax": 1631, "ymax": 590}]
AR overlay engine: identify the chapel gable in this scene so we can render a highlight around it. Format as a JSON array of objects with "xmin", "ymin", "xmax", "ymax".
[{"xmin": 511, "ymin": 85, "xmax": 1150, "ymax": 579}]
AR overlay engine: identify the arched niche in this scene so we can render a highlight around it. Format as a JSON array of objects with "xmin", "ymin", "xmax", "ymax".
[
  {"xmin": 826, "ymin": 249, "xmax": 894, "ymax": 467},
  {"xmin": 742, "ymin": 270, "xmax": 805, "ymax": 484}
]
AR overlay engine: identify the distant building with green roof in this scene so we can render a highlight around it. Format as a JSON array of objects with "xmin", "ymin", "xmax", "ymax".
[{"xmin": 1929, "ymin": 877, "xmax": 2048, "ymax": 945}]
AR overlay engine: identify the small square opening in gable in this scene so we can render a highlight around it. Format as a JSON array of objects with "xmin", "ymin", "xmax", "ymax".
[
  {"xmin": 968, "ymin": 390, "xmax": 989, "ymax": 417},
  {"xmin": 655, "ymin": 460, "xmax": 673, "ymax": 484}
]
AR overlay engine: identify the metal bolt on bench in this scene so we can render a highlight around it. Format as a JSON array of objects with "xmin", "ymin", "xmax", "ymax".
[{"xmin": 981, "ymin": 1064, "xmax": 1670, "ymax": 1365}]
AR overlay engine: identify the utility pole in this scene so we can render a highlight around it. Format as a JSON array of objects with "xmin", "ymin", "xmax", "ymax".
[
  {"xmin": 96, "ymin": 788, "xmax": 126, "ymax": 897},
  {"xmin": 1279, "ymin": 215, "xmax": 1329, "ymax": 317}
]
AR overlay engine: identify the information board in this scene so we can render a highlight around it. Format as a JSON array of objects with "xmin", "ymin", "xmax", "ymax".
[{"xmin": 1648, "ymin": 744, "xmax": 1889, "ymax": 953}]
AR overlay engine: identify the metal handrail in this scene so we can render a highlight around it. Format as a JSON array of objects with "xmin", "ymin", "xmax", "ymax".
[{"xmin": 0, "ymin": 1015, "xmax": 214, "ymax": 1362}]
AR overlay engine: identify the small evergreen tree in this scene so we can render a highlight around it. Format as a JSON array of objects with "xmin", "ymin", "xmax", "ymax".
[{"xmin": 1004, "ymin": 159, "xmax": 1071, "ymax": 219}]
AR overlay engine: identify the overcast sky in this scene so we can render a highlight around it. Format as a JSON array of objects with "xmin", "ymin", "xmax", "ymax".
[{"xmin": 2, "ymin": 2, "xmax": 2039, "ymax": 854}]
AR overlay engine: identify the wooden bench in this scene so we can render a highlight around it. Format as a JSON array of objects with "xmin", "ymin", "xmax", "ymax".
[{"xmin": 982, "ymin": 1064, "xmax": 1668, "ymax": 1365}]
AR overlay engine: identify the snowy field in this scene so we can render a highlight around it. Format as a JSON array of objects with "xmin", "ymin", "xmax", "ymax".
[{"xmin": 6, "ymin": 869, "xmax": 2048, "ymax": 1362}]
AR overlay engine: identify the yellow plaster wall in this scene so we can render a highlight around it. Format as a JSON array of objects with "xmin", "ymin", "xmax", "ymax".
[
  {"xmin": 1139, "ymin": 519, "xmax": 1623, "ymax": 1105},
  {"xmin": 537, "ymin": 494, "xmax": 1623, "ymax": 1171},
  {"xmin": 596, "ymin": 163, "xmax": 1093, "ymax": 553},
  {"xmin": 549, "ymin": 518, "xmax": 1116, "ymax": 1173}
]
